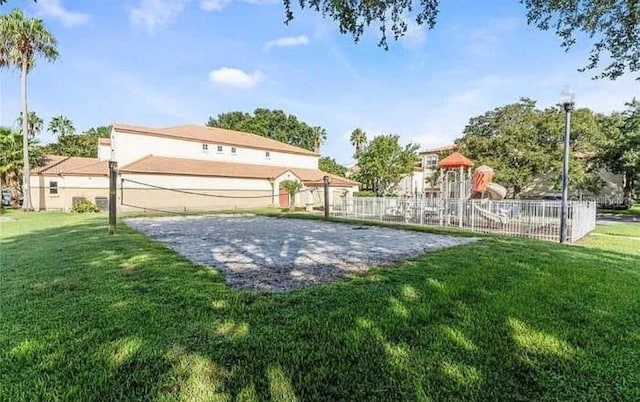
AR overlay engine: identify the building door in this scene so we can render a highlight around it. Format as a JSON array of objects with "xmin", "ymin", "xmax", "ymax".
[{"xmin": 279, "ymin": 185, "xmax": 289, "ymax": 207}]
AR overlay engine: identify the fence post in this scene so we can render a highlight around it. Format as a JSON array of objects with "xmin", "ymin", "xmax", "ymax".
[
  {"xmin": 323, "ymin": 175, "xmax": 330, "ymax": 220},
  {"xmin": 470, "ymin": 200, "xmax": 475, "ymax": 231},
  {"xmin": 108, "ymin": 161, "xmax": 117, "ymax": 235}
]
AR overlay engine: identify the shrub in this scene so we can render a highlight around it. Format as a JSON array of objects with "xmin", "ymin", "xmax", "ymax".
[
  {"xmin": 354, "ymin": 191, "xmax": 376, "ymax": 197},
  {"xmin": 280, "ymin": 180, "xmax": 303, "ymax": 212},
  {"xmin": 72, "ymin": 200, "xmax": 100, "ymax": 213}
]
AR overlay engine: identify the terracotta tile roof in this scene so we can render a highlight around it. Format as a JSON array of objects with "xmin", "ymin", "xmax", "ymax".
[
  {"xmin": 98, "ymin": 138, "xmax": 111, "ymax": 145},
  {"xmin": 420, "ymin": 144, "xmax": 456, "ymax": 154},
  {"xmin": 119, "ymin": 155, "xmax": 358, "ymax": 187},
  {"xmin": 438, "ymin": 151, "xmax": 475, "ymax": 168},
  {"xmin": 34, "ymin": 155, "xmax": 109, "ymax": 176},
  {"xmin": 298, "ymin": 170, "xmax": 359, "ymax": 187},
  {"xmin": 112, "ymin": 123, "xmax": 319, "ymax": 157}
]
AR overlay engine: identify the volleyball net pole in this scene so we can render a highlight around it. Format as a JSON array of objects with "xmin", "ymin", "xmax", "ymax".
[{"xmin": 108, "ymin": 161, "xmax": 117, "ymax": 235}]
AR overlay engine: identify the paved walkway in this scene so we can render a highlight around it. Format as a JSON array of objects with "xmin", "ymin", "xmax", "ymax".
[{"xmin": 597, "ymin": 214, "xmax": 640, "ymax": 224}]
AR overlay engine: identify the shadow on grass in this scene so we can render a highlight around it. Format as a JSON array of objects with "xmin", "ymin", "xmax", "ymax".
[{"xmin": 1, "ymin": 217, "xmax": 639, "ymax": 401}]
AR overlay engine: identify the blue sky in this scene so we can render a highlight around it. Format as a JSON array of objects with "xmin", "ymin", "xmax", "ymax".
[{"xmin": 0, "ymin": 0, "xmax": 638, "ymax": 164}]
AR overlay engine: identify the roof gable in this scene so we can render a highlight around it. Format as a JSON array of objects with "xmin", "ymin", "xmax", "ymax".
[{"xmin": 34, "ymin": 155, "xmax": 109, "ymax": 176}]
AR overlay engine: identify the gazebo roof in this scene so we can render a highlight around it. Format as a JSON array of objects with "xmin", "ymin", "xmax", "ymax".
[{"xmin": 438, "ymin": 152, "xmax": 474, "ymax": 168}]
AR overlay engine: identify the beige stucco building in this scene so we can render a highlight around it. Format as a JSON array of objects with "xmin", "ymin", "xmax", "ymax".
[{"xmin": 31, "ymin": 123, "xmax": 358, "ymax": 212}]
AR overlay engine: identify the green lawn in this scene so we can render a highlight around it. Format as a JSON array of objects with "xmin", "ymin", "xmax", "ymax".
[
  {"xmin": 578, "ymin": 223, "xmax": 640, "ymax": 256},
  {"xmin": 1, "ymin": 211, "xmax": 639, "ymax": 401},
  {"xmin": 598, "ymin": 204, "xmax": 640, "ymax": 217}
]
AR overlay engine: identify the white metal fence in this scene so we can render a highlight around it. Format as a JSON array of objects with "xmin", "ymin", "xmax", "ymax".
[
  {"xmin": 592, "ymin": 194, "xmax": 631, "ymax": 209},
  {"xmin": 332, "ymin": 197, "xmax": 597, "ymax": 243},
  {"xmin": 569, "ymin": 200, "xmax": 597, "ymax": 242}
]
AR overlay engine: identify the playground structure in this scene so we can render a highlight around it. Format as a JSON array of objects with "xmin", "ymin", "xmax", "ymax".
[
  {"xmin": 438, "ymin": 151, "xmax": 509, "ymax": 226},
  {"xmin": 334, "ymin": 151, "xmax": 597, "ymax": 242},
  {"xmin": 416, "ymin": 151, "xmax": 515, "ymax": 227}
]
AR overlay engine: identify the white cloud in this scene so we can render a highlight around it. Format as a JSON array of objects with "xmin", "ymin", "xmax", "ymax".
[
  {"xmin": 35, "ymin": 0, "xmax": 90, "ymax": 28},
  {"xmin": 129, "ymin": 0, "xmax": 190, "ymax": 34},
  {"xmin": 129, "ymin": 0, "xmax": 276, "ymax": 32},
  {"xmin": 401, "ymin": 17, "xmax": 426, "ymax": 48},
  {"xmin": 199, "ymin": 0, "xmax": 231, "ymax": 11},
  {"xmin": 264, "ymin": 35, "xmax": 309, "ymax": 51},
  {"xmin": 208, "ymin": 67, "xmax": 263, "ymax": 88},
  {"xmin": 200, "ymin": 0, "xmax": 277, "ymax": 12},
  {"xmin": 459, "ymin": 17, "xmax": 521, "ymax": 60}
]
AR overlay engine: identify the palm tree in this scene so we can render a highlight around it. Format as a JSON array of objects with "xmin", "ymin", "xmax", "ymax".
[
  {"xmin": 16, "ymin": 111, "xmax": 43, "ymax": 139},
  {"xmin": 310, "ymin": 126, "xmax": 327, "ymax": 152},
  {"xmin": 350, "ymin": 128, "xmax": 367, "ymax": 155},
  {"xmin": 0, "ymin": 126, "xmax": 42, "ymax": 201},
  {"xmin": 0, "ymin": 9, "xmax": 58, "ymax": 210},
  {"xmin": 48, "ymin": 115, "xmax": 74, "ymax": 139},
  {"xmin": 0, "ymin": 127, "xmax": 21, "ymax": 192}
]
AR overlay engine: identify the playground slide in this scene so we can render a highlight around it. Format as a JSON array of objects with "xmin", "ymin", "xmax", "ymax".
[
  {"xmin": 473, "ymin": 203, "xmax": 507, "ymax": 224},
  {"xmin": 472, "ymin": 183, "xmax": 508, "ymax": 224},
  {"xmin": 485, "ymin": 182, "xmax": 507, "ymax": 201}
]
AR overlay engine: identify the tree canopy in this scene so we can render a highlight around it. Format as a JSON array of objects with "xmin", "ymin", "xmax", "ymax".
[
  {"xmin": 42, "ymin": 125, "xmax": 111, "ymax": 158},
  {"xmin": 48, "ymin": 115, "xmax": 75, "ymax": 139},
  {"xmin": 318, "ymin": 156, "xmax": 347, "ymax": 177},
  {"xmin": 16, "ymin": 111, "xmax": 43, "ymax": 139},
  {"xmin": 283, "ymin": 0, "xmax": 638, "ymax": 80},
  {"xmin": 207, "ymin": 108, "xmax": 327, "ymax": 152},
  {"xmin": 596, "ymin": 99, "xmax": 640, "ymax": 198},
  {"xmin": 355, "ymin": 134, "xmax": 418, "ymax": 196},
  {"xmin": 1, "ymin": 1, "xmax": 636, "ymax": 78},
  {"xmin": 456, "ymin": 98, "xmax": 618, "ymax": 197},
  {"xmin": 0, "ymin": 126, "xmax": 42, "ymax": 191},
  {"xmin": 349, "ymin": 128, "xmax": 367, "ymax": 156},
  {"xmin": 85, "ymin": 125, "xmax": 111, "ymax": 137},
  {"xmin": 522, "ymin": 0, "xmax": 639, "ymax": 80}
]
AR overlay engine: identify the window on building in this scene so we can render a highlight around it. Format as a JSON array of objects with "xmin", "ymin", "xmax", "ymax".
[
  {"xmin": 202, "ymin": 143, "xmax": 209, "ymax": 152},
  {"xmin": 217, "ymin": 145, "xmax": 223, "ymax": 153},
  {"xmin": 231, "ymin": 147, "xmax": 237, "ymax": 155},
  {"xmin": 265, "ymin": 151, "xmax": 270, "ymax": 159},
  {"xmin": 424, "ymin": 155, "xmax": 438, "ymax": 168},
  {"xmin": 49, "ymin": 181, "xmax": 58, "ymax": 195}
]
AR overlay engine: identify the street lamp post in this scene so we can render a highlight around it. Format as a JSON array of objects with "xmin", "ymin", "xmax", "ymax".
[{"xmin": 559, "ymin": 89, "xmax": 575, "ymax": 243}]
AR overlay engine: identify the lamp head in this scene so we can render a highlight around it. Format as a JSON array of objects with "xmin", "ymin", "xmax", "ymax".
[{"xmin": 560, "ymin": 88, "xmax": 575, "ymax": 111}]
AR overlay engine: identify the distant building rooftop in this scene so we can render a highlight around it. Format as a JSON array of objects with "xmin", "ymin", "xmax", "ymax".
[{"xmin": 419, "ymin": 144, "xmax": 456, "ymax": 155}]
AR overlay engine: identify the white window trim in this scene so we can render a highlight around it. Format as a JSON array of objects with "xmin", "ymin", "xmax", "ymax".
[
  {"xmin": 49, "ymin": 181, "xmax": 59, "ymax": 197},
  {"xmin": 231, "ymin": 147, "xmax": 237, "ymax": 155},
  {"xmin": 424, "ymin": 155, "xmax": 438, "ymax": 168},
  {"xmin": 216, "ymin": 145, "xmax": 223, "ymax": 154},
  {"xmin": 202, "ymin": 143, "xmax": 209, "ymax": 153}
]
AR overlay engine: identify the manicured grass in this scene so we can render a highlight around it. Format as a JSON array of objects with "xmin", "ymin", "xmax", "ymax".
[
  {"xmin": 578, "ymin": 223, "xmax": 640, "ymax": 256},
  {"xmin": 598, "ymin": 204, "xmax": 640, "ymax": 216},
  {"xmin": 592, "ymin": 223, "xmax": 640, "ymax": 237},
  {"xmin": 1, "ymin": 211, "xmax": 639, "ymax": 401}
]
